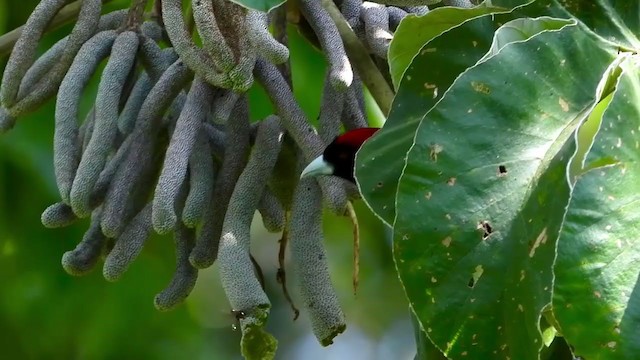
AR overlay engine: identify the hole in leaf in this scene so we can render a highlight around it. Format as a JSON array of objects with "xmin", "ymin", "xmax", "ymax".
[
  {"xmin": 468, "ymin": 265, "xmax": 484, "ymax": 288},
  {"xmin": 477, "ymin": 221, "xmax": 493, "ymax": 239},
  {"xmin": 498, "ymin": 165, "xmax": 507, "ymax": 175}
]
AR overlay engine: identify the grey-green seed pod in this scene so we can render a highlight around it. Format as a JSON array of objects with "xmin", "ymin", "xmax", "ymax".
[
  {"xmin": 100, "ymin": 60, "xmax": 192, "ymax": 238},
  {"xmin": 403, "ymin": 6, "xmax": 429, "ymax": 16},
  {"xmin": 299, "ymin": 0, "xmax": 353, "ymax": 91},
  {"xmin": 154, "ymin": 173, "xmax": 198, "ymax": 310},
  {"xmin": 80, "ymin": 108, "xmax": 95, "ymax": 152},
  {"xmin": 41, "ymin": 202, "xmax": 78, "ymax": 228},
  {"xmin": 139, "ymin": 36, "xmax": 178, "ymax": 81},
  {"xmin": 341, "ymin": 0, "xmax": 362, "ymax": 23},
  {"xmin": 192, "ymin": 0, "xmax": 234, "ymax": 72},
  {"xmin": 153, "ymin": 78, "xmax": 215, "ymax": 234},
  {"xmin": 1, "ymin": 0, "xmax": 68, "ymax": 108},
  {"xmin": 141, "ymin": 20, "xmax": 164, "ymax": 42},
  {"xmin": 190, "ymin": 96, "xmax": 251, "ymax": 268},
  {"xmin": 342, "ymin": 74, "xmax": 368, "ymax": 130},
  {"xmin": 254, "ymin": 59, "xmax": 349, "ymax": 214},
  {"xmin": 0, "ymin": 107, "xmax": 16, "ymax": 133},
  {"xmin": 162, "ymin": 0, "xmax": 231, "ymax": 88},
  {"xmin": 6, "ymin": 0, "xmax": 103, "ymax": 117},
  {"xmin": 103, "ymin": 202, "xmax": 152, "ymax": 282},
  {"xmin": 154, "ymin": 222, "xmax": 198, "ymax": 311},
  {"xmin": 70, "ymin": 31, "xmax": 139, "ymax": 217},
  {"xmin": 362, "ymin": 2, "xmax": 391, "ymax": 59},
  {"xmin": 118, "ymin": 73, "xmax": 152, "ymax": 136},
  {"xmin": 203, "ymin": 122, "xmax": 226, "ymax": 159},
  {"xmin": 318, "ymin": 74, "xmax": 345, "ymax": 144},
  {"xmin": 17, "ymin": 37, "xmax": 68, "ymax": 100},
  {"xmin": 443, "ymin": 0, "xmax": 474, "ymax": 8},
  {"xmin": 227, "ymin": 31, "xmax": 256, "ymax": 92},
  {"xmin": 210, "ymin": 90, "xmax": 239, "ymax": 124},
  {"xmin": 218, "ymin": 115, "xmax": 283, "ymax": 313},
  {"xmin": 182, "ymin": 132, "xmax": 215, "ymax": 228},
  {"xmin": 61, "ymin": 207, "xmax": 107, "ymax": 276},
  {"xmin": 387, "ymin": 7, "xmax": 408, "ymax": 31},
  {"xmin": 55, "ymin": 30, "xmax": 118, "ymax": 204},
  {"xmin": 247, "ymin": 10, "xmax": 289, "ymax": 65},
  {"xmin": 92, "ymin": 135, "xmax": 134, "ymax": 209},
  {"xmin": 257, "ymin": 189, "xmax": 285, "ymax": 233},
  {"xmin": 289, "ymin": 179, "xmax": 346, "ymax": 346}
]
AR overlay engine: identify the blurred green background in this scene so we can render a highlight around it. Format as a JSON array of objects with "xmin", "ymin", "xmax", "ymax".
[{"xmin": 0, "ymin": 1, "xmax": 413, "ymax": 359}]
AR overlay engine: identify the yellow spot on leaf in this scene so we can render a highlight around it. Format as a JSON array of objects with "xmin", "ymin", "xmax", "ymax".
[
  {"xmin": 442, "ymin": 236, "xmax": 452, "ymax": 247},
  {"xmin": 559, "ymin": 97, "xmax": 569, "ymax": 112},
  {"xmin": 471, "ymin": 81, "xmax": 490, "ymax": 94},
  {"xmin": 529, "ymin": 227, "xmax": 548, "ymax": 257}
]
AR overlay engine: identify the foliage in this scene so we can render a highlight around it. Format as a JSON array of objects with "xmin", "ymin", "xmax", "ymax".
[{"xmin": 357, "ymin": 0, "xmax": 640, "ymax": 359}]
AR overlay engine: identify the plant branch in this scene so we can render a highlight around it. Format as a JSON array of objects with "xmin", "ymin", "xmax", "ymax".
[
  {"xmin": 123, "ymin": 0, "xmax": 150, "ymax": 30},
  {"xmin": 321, "ymin": 0, "xmax": 394, "ymax": 116},
  {"xmin": 0, "ymin": 0, "xmax": 116, "ymax": 58}
]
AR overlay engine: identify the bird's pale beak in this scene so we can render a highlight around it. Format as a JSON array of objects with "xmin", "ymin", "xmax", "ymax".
[{"xmin": 300, "ymin": 155, "xmax": 334, "ymax": 179}]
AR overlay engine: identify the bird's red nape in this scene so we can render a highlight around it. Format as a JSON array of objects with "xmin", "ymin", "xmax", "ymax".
[{"xmin": 333, "ymin": 127, "xmax": 380, "ymax": 147}]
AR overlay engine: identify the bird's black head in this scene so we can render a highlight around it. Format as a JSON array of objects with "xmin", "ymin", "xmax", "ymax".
[{"xmin": 300, "ymin": 128, "xmax": 379, "ymax": 183}]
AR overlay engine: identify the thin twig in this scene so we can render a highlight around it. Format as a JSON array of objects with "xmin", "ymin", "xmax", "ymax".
[
  {"xmin": 276, "ymin": 214, "xmax": 300, "ymax": 320},
  {"xmin": 321, "ymin": 0, "xmax": 394, "ymax": 115},
  {"xmin": 250, "ymin": 254, "xmax": 266, "ymax": 290},
  {"xmin": 123, "ymin": 0, "xmax": 150, "ymax": 30},
  {"xmin": 346, "ymin": 201, "xmax": 360, "ymax": 296},
  {"xmin": 0, "ymin": 0, "xmax": 116, "ymax": 58}
]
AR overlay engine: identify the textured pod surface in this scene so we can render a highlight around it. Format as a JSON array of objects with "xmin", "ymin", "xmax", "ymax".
[
  {"xmin": 118, "ymin": 73, "xmax": 153, "ymax": 135},
  {"xmin": 299, "ymin": 0, "xmax": 353, "ymax": 90},
  {"xmin": 192, "ymin": 0, "xmax": 234, "ymax": 71},
  {"xmin": 162, "ymin": 0, "xmax": 230, "ymax": 88},
  {"xmin": 247, "ymin": 10, "xmax": 289, "ymax": 65},
  {"xmin": 218, "ymin": 116, "xmax": 283, "ymax": 312},
  {"xmin": 318, "ymin": 74, "xmax": 345, "ymax": 144},
  {"xmin": 289, "ymin": 179, "xmax": 346, "ymax": 346},
  {"xmin": 61, "ymin": 208, "xmax": 107, "ymax": 276},
  {"xmin": 362, "ymin": 2, "xmax": 392, "ymax": 59},
  {"xmin": 7, "ymin": 0, "xmax": 103, "ymax": 116},
  {"xmin": 41, "ymin": 202, "xmax": 78, "ymax": 228},
  {"xmin": 190, "ymin": 96, "xmax": 251, "ymax": 268},
  {"xmin": 70, "ymin": 31, "xmax": 139, "ymax": 217},
  {"xmin": 1, "ymin": 0, "xmax": 68, "ymax": 107},
  {"xmin": 182, "ymin": 132, "xmax": 215, "ymax": 228},
  {"xmin": 100, "ymin": 60, "xmax": 191, "ymax": 237},
  {"xmin": 153, "ymin": 78, "xmax": 215, "ymax": 234},
  {"xmin": 55, "ymin": 30, "xmax": 118, "ymax": 204},
  {"xmin": 254, "ymin": 59, "xmax": 349, "ymax": 214},
  {"xmin": 103, "ymin": 203, "xmax": 153, "ymax": 282},
  {"xmin": 257, "ymin": 189, "xmax": 285, "ymax": 233}
]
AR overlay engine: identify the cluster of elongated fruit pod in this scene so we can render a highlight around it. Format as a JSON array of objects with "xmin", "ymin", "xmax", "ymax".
[{"xmin": 0, "ymin": 0, "xmax": 464, "ymax": 353}]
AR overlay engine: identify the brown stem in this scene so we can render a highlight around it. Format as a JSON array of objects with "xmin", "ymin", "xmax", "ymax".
[
  {"xmin": 277, "ymin": 213, "xmax": 300, "ymax": 320},
  {"xmin": 123, "ymin": 0, "xmax": 150, "ymax": 30},
  {"xmin": 250, "ymin": 254, "xmax": 266, "ymax": 290},
  {"xmin": 0, "ymin": 0, "xmax": 116, "ymax": 58},
  {"xmin": 346, "ymin": 201, "xmax": 360, "ymax": 296}
]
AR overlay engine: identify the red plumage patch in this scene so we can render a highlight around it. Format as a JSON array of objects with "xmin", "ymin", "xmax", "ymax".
[{"xmin": 334, "ymin": 127, "xmax": 380, "ymax": 147}]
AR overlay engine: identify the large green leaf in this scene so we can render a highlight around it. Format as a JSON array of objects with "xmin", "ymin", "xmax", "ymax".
[
  {"xmin": 357, "ymin": 15, "xmax": 509, "ymax": 226},
  {"xmin": 356, "ymin": 12, "xmax": 570, "ymax": 226},
  {"xmin": 554, "ymin": 56, "xmax": 640, "ymax": 360},
  {"xmin": 392, "ymin": 24, "xmax": 616, "ymax": 359},
  {"xmin": 554, "ymin": 0, "xmax": 640, "ymax": 50},
  {"xmin": 228, "ymin": 0, "xmax": 284, "ymax": 12},
  {"xmin": 387, "ymin": 0, "xmax": 535, "ymax": 90}
]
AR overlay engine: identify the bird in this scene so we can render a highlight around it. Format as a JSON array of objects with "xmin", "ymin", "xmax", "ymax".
[{"xmin": 300, "ymin": 127, "xmax": 380, "ymax": 183}]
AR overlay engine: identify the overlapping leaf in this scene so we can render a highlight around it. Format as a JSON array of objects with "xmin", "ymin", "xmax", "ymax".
[
  {"xmin": 356, "ymin": 6, "xmax": 570, "ymax": 226},
  {"xmin": 392, "ymin": 24, "xmax": 616, "ymax": 359},
  {"xmin": 554, "ymin": 56, "xmax": 640, "ymax": 360}
]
